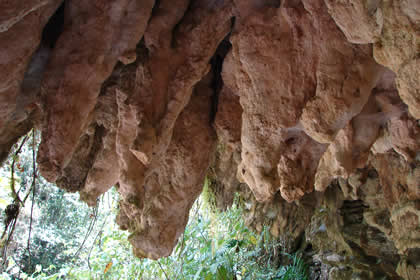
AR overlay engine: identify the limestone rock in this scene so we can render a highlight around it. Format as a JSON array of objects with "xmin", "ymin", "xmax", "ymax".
[
  {"xmin": 37, "ymin": 0, "xmax": 155, "ymax": 182},
  {"xmin": 119, "ymin": 82, "xmax": 216, "ymax": 259},
  {"xmin": 0, "ymin": 0, "xmax": 419, "ymax": 272},
  {"xmin": 324, "ymin": 0, "xmax": 384, "ymax": 44},
  {"xmin": 0, "ymin": 0, "xmax": 62, "ymax": 163}
]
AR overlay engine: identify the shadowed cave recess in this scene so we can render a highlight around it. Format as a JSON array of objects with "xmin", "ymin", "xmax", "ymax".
[{"xmin": 0, "ymin": 0, "xmax": 419, "ymax": 279}]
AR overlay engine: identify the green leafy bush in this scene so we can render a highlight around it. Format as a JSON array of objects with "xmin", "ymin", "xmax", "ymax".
[{"xmin": 0, "ymin": 133, "xmax": 308, "ymax": 280}]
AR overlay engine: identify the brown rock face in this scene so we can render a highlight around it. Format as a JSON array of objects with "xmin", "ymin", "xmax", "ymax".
[
  {"xmin": 326, "ymin": 0, "xmax": 420, "ymax": 119},
  {"xmin": 1, "ymin": 0, "xmax": 419, "ymax": 276},
  {"xmin": 37, "ymin": 0, "xmax": 155, "ymax": 182},
  {"xmin": 0, "ymin": 0, "xmax": 62, "ymax": 163},
  {"xmin": 118, "ymin": 82, "xmax": 216, "ymax": 259}
]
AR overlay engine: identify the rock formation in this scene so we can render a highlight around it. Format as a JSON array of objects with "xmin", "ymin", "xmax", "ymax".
[{"xmin": 0, "ymin": 0, "xmax": 419, "ymax": 278}]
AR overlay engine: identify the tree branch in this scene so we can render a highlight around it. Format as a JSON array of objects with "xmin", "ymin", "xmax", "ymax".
[
  {"xmin": 10, "ymin": 135, "xmax": 29, "ymax": 205},
  {"xmin": 72, "ymin": 204, "xmax": 99, "ymax": 261},
  {"xmin": 157, "ymin": 260, "xmax": 170, "ymax": 280},
  {"xmin": 26, "ymin": 130, "xmax": 37, "ymax": 268}
]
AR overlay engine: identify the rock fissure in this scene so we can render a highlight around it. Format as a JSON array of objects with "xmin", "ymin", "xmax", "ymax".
[{"xmin": 210, "ymin": 36, "xmax": 233, "ymax": 123}]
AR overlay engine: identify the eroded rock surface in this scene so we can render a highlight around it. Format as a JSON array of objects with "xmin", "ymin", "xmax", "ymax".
[
  {"xmin": 0, "ymin": 0, "xmax": 62, "ymax": 163},
  {"xmin": 0, "ymin": 0, "xmax": 419, "ymax": 277}
]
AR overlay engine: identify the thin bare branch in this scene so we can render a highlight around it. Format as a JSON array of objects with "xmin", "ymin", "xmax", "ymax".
[
  {"xmin": 72, "ymin": 204, "xmax": 99, "ymax": 261},
  {"xmin": 88, "ymin": 198, "xmax": 110, "ymax": 270},
  {"xmin": 26, "ymin": 130, "xmax": 37, "ymax": 268},
  {"xmin": 157, "ymin": 260, "xmax": 170, "ymax": 280},
  {"xmin": 10, "ymin": 135, "xmax": 29, "ymax": 205},
  {"xmin": 1, "ymin": 212, "xmax": 19, "ymax": 268}
]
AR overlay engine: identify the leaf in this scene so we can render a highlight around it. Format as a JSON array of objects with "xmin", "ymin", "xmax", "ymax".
[
  {"xmin": 209, "ymin": 263, "xmax": 219, "ymax": 274},
  {"xmin": 249, "ymin": 235, "xmax": 257, "ymax": 246},
  {"xmin": 0, "ymin": 198, "xmax": 9, "ymax": 208},
  {"xmin": 216, "ymin": 265, "xmax": 231, "ymax": 280},
  {"xmin": 0, "ymin": 177, "xmax": 11, "ymax": 191},
  {"xmin": 104, "ymin": 262, "xmax": 113, "ymax": 274},
  {"xmin": 35, "ymin": 264, "xmax": 42, "ymax": 272},
  {"xmin": 193, "ymin": 267, "xmax": 204, "ymax": 280}
]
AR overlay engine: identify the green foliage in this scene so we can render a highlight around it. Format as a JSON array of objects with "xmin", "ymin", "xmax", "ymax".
[{"xmin": 0, "ymin": 133, "xmax": 308, "ymax": 280}]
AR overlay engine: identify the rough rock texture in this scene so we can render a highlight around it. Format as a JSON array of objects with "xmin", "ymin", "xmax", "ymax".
[
  {"xmin": 305, "ymin": 152, "xmax": 420, "ymax": 280},
  {"xmin": 1, "ymin": 0, "xmax": 419, "ymax": 277},
  {"xmin": 37, "ymin": 0, "xmax": 155, "ymax": 182},
  {"xmin": 326, "ymin": 0, "xmax": 420, "ymax": 119},
  {"xmin": 117, "ymin": 79, "xmax": 216, "ymax": 259},
  {"xmin": 0, "ymin": 0, "xmax": 62, "ymax": 163}
]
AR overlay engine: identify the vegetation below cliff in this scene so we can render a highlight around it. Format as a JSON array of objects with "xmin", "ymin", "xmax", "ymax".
[{"xmin": 0, "ymin": 133, "xmax": 308, "ymax": 280}]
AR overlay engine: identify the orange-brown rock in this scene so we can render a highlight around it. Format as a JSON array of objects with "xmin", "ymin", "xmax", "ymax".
[
  {"xmin": 37, "ymin": 0, "xmax": 155, "ymax": 182},
  {"xmin": 0, "ymin": 0, "xmax": 61, "ymax": 163},
  {"xmin": 224, "ymin": 0, "xmax": 382, "ymax": 202},
  {"xmin": 325, "ymin": 0, "xmax": 420, "ymax": 119},
  {"xmin": 0, "ymin": 0, "xmax": 419, "ymax": 276}
]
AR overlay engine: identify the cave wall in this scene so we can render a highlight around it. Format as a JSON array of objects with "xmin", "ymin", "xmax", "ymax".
[{"xmin": 0, "ymin": 0, "xmax": 419, "ymax": 278}]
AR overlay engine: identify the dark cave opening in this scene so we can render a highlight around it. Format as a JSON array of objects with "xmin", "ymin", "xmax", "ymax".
[
  {"xmin": 41, "ymin": 1, "xmax": 65, "ymax": 49},
  {"xmin": 209, "ymin": 18, "xmax": 234, "ymax": 123}
]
